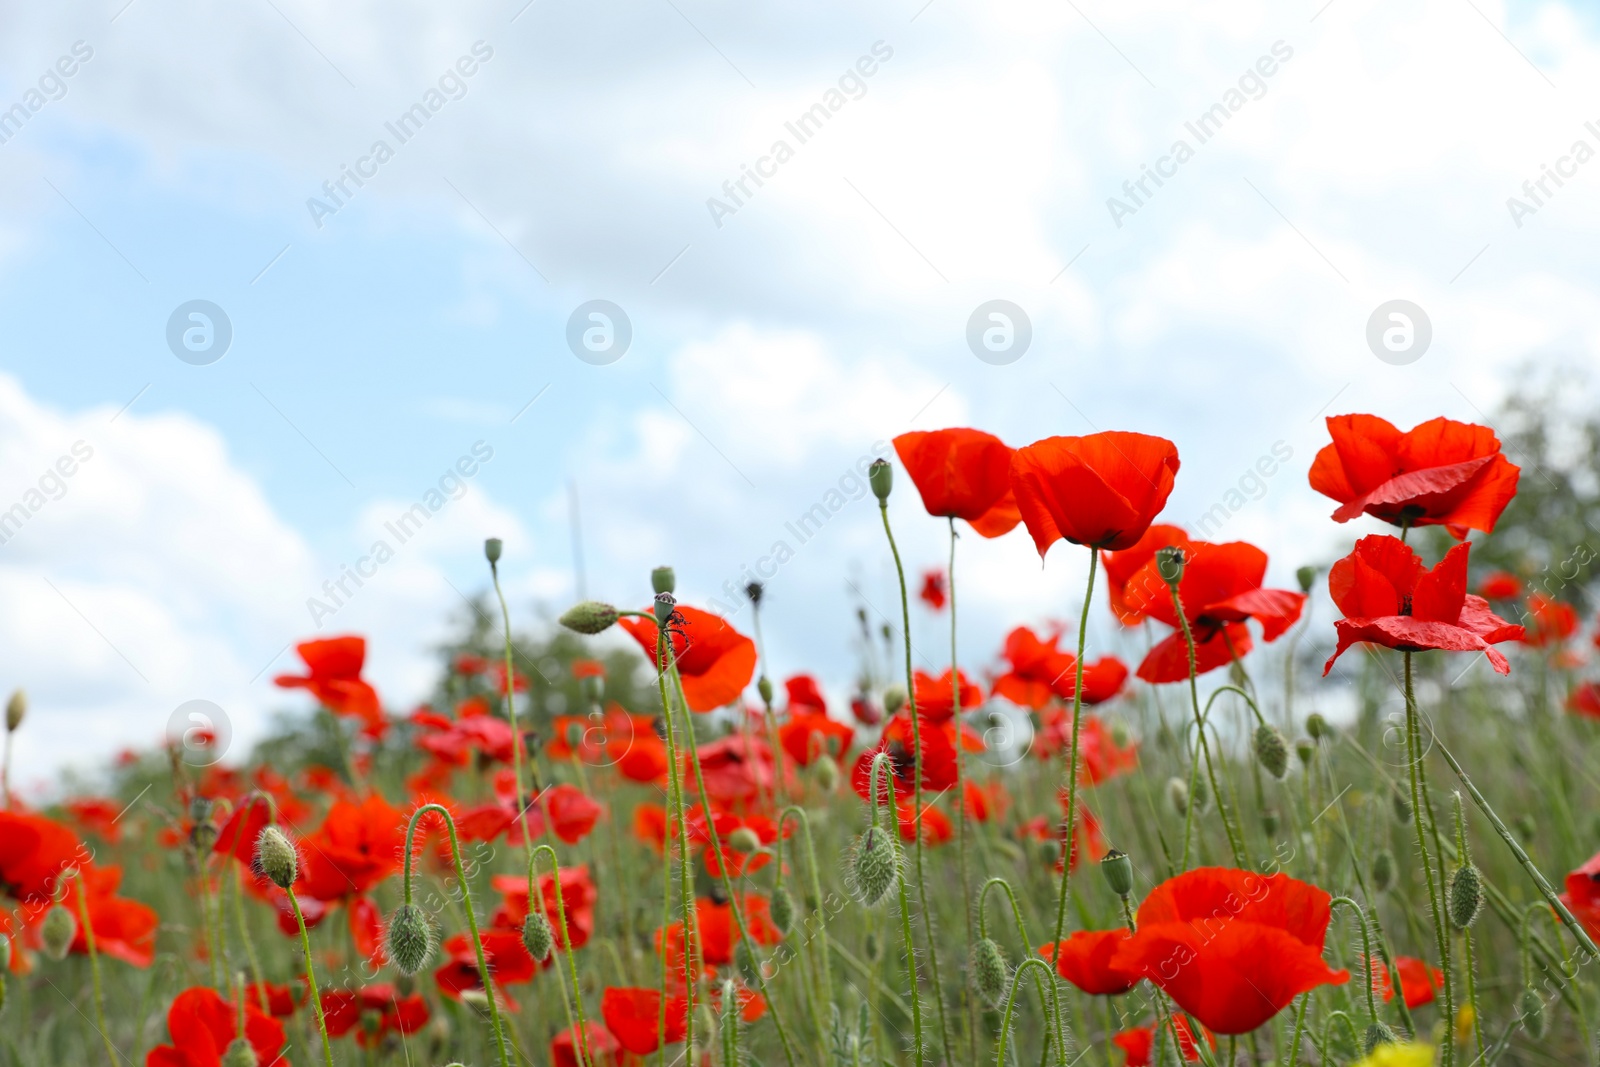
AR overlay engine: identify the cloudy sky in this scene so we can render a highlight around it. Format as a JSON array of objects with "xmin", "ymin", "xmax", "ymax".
[{"xmin": 1, "ymin": 0, "xmax": 1596, "ymax": 790}]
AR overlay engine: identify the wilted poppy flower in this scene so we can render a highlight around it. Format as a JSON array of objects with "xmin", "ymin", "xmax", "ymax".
[
  {"xmin": 912, "ymin": 668, "xmax": 984, "ymax": 722},
  {"xmin": 322, "ymin": 984, "xmax": 430, "ymax": 1048},
  {"xmin": 620, "ymin": 605, "xmax": 757, "ymax": 711},
  {"xmin": 552, "ymin": 1021, "xmax": 620, "ymax": 1067},
  {"xmin": 1011, "ymin": 432, "xmax": 1181, "ymax": 555},
  {"xmin": 1322, "ymin": 537, "xmax": 1524, "ymax": 675},
  {"xmin": 1041, "ymin": 929, "xmax": 1137, "ymax": 994},
  {"xmin": 1369, "ymin": 955, "xmax": 1443, "ymax": 1009},
  {"xmin": 919, "ymin": 569, "xmax": 948, "ymax": 610},
  {"xmin": 1477, "ymin": 571, "xmax": 1522, "ymax": 600},
  {"xmin": 0, "ymin": 811, "xmax": 82, "ymax": 903},
  {"xmin": 146, "ymin": 986, "xmax": 287, "ymax": 1067},
  {"xmin": 852, "ymin": 712, "xmax": 959, "ymax": 800},
  {"xmin": 601, "ymin": 986, "xmax": 688, "ymax": 1054},
  {"xmin": 1102, "ymin": 525, "xmax": 1190, "ymax": 625},
  {"xmin": 1308, "ymin": 414, "xmax": 1520, "ymax": 538},
  {"xmin": 892, "ymin": 428, "xmax": 1022, "ymax": 536},
  {"xmin": 1560, "ymin": 849, "xmax": 1600, "ymax": 941},
  {"xmin": 1112, "ymin": 1017, "xmax": 1213, "ymax": 1065},
  {"xmin": 274, "ymin": 635, "xmax": 385, "ymax": 735},
  {"xmin": 1111, "ymin": 867, "xmax": 1348, "ymax": 1034},
  {"xmin": 1521, "ymin": 594, "xmax": 1579, "ymax": 647},
  {"xmin": 1124, "ymin": 541, "xmax": 1305, "ymax": 683},
  {"xmin": 778, "ymin": 711, "xmax": 853, "ymax": 767}
]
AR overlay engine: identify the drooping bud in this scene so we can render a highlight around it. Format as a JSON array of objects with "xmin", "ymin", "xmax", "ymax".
[
  {"xmin": 970, "ymin": 937, "xmax": 1008, "ymax": 1008},
  {"xmin": 653, "ymin": 592, "xmax": 675, "ymax": 625},
  {"xmin": 1296, "ymin": 565, "xmax": 1316, "ymax": 594},
  {"xmin": 812, "ymin": 755, "xmax": 840, "ymax": 793},
  {"xmin": 883, "ymin": 686, "xmax": 907, "ymax": 716},
  {"xmin": 1391, "ymin": 788, "xmax": 1413, "ymax": 825},
  {"xmin": 1253, "ymin": 723, "xmax": 1289, "ymax": 779},
  {"xmin": 1520, "ymin": 987, "xmax": 1545, "ymax": 1037},
  {"xmin": 1295, "ymin": 738, "xmax": 1316, "ymax": 767},
  {"xmin": 255, "ymin": 826, "xmax": 298, "ymax": 890},
  {"xmin": 770, "ymin": 885, "xmax": 796, "ymax": 935},
  {"xmin": 222, "ymin": 1038, "xmax": 259, "ymax": 1067},
  {"xmin": 483, "ymin": 538, "xmax": 503, "ymax": 565},
  {"xmin": 1099, "ymin": 849, "xmax": 1134, "ymax": 898},
  {"xmin": 1166, "ymin": 777, "xmax": 1189, "ymax": 817},
  {"xmin": 1305, "ymin": 713, "xmax": 1330, "ymax": 740},
  {"xmin": 41, "ymin": 904, "xmax": 76, "ymax": 959},
  {"xmin": 851, "ymin": 825, "xmax": 897, "ymax": 906},
  {"xmin": 386, "ymin": 903, "xmax": 435, "ymax": 976},
  {"xmin": 1447, "ymin": 864, "xmax": 1483, "ymax": 929},
  {"xmin": 1155, "ymin": 546, "xmax": 1185, "ymax": 586},
  {"xmin": 651, "ymin": 566, "xmax": 676, "ymax": 595},
  {"xmin": 864, "ymin": 930, "xmax": 882, "ymax": 962},
  {"xmin": 5, "ymin": 690, "xmax": 24, "ymax": 732},
  {"xmin": 868, "ymin": 459, "xmax": 892, "ymax": 502},
  {"xmin": 1371, "ymin": 850, "xmax": 1395, "ymax": 893},
  {"xmin": 728, "ymin": 827, "xmax": 762, "ymax": 854},
  {"xmin": 757, "ymin": 676, "xmax": 774, "ymax": 707},
  {"xmin": 1362, "ymin": 1021, "xmax": 1399, "ymax": 1054},
  {"xmin": 559, "ymin": 601, "xmax": 620, "ymax": 635},
  {"xmin": 522, "ymin": 908, "xmax": 555, "ymax": 962}
]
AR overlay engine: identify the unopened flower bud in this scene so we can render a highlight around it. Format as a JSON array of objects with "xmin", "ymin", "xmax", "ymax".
[
  {"xmin": 1392, "ymin": 788, "xmax": 1413, "ymax": 825},
  {"xmin": 5, "ymin": 690, "xmax": 24, "ymax": 732},
  {"xmin": 1166, "ymin": 777, "xmax": 1189, "ymax": 817},
  {"xmin": 869, "ymin": 459, "xmax": 893, "ymax": 501},
  {"xmin": 883, "ymin": 686, "xmax": 907, "ymax": 716},
  {"xmin": 1295, "ymin": 738, "xmax": 1316, "ymax": 767},
  {"xmin": 559, "ymin": 601, "xmax": 620, "ymax": 635},
  {"xmin": 41, "ymin": 904, "xmax": 75, "ymax": 960},
  {"xmin": 1253, "ymin": 723, "xmax": 1289, "ymax": 779},
  {"xmin": 1296, "ymin": 565, "xmax": 1316, "ymax": 594},
  {"xmin": 651, "ymin": 566, "xmax": 675, "ymax": 595},
  {"xmin": 864, "ymin": 930, "xmax": 882, "ymax": 962},
  {"xmin": 1362, "ymin": 1021, "xmax": 1398, "ymax": 1054},
  {"xmin": 222, "ymin": 1038, "xmax": 259, "ymax": 1067},
  {"xmin": 1109, "ymin": 720, "xmax": 1132, "ymax": 748},
  {"xmin": 851, "ymin": 825, "xmax": 897, "ymax": 906},
  {"xmin": 728, "ymin": 827, "xmax": 762, "ymax": 854},
  {"xmin": 770, "ymin": 885, "xmax": 796, "ymax": 935},
  {"xmin": 735, "ymin": 939, "xmax": 761, "ymax": 985},
  {"xmin": 255, "ymin": 826, "xmax": 297, "ymax": 890},
  {"xmin": 1155, "ymin": 546, "xmax": 1185, "ymax": 586},
  {"xmin": 387, "ymin": 903, "xmax": 435, "ymax": 976},
  {"xmin": 1260, "ymin": 807, "xmax": 1280, "ymax": 836},
  {"xmin": 971, "ymin": 937, "xmax": 1008, "ymax": 1008},
  {"xmin": 1189, "ymin": 774, "xmax": 1210, "ymax": 813},
  {"xmin": 1371, "ymin": 849, "xmax": 1395, "ymax": 893},
  {"xmin": 483, "ymin": 538, "xmax": 503, "ymax": 564},
  {"xmin": 757, "ymin": 676, "xmax": 774, "ymax": 707},
  {"xmin": 812, "ymin": 754, "xmax": 840, "ymax": 793},
  {"xmin": 1305, "ymin": 713, "xmax": 1330, "ymax": 740},
  {"xmin": 522, "ymin": 908, "xmax": 555, "ymax": 962},
  {"xmin": 653, "ymin": 593, "xmax": 675, "ymax": 624},
  {"xmin": 745, "ymin": 581, "xmax": 763, "ymax": 605},
  {"xmin": 1447, "ymin": 864, "xmax": 1483, "ymax": 929},
  {"xmin": 1520, "ymin": 987, "xmax": 1545, "ymax": 1037},
  {"xmin": 1099, "ymin": 849, "xmax": 1133, "ymax": 898}
]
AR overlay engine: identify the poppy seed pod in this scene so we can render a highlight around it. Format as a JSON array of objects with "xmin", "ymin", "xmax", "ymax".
[
  {"xmin": 1166, "ymin": 777, "xmax": 1189, "ymax": 817},
  {"xmin": 851, "ymin": 825, "xmax": 897, "ymax": 906},
  {"xmin": 222, "ymin": 1038, "xmax": 259, "ymax": 1067},
  {"xmin": 869, "ymin": 459, "xmax": 893, "ymax": 501},
  {"xmin": 651, "ymin": 566, "xmax": 676, "ymax": 595},
  {"xmin": 484, "ymin": 538, "xmax": 503, "ymax": 564},
  {"xmin": 1155, "ymin": 546, "xmax": 1186, "ymax": 586},
  {"xmin": 653, "ymin": 592, "xmax": 675, "ymax": 625},
  {"xmin": 728, "ymin": 827, "xmax": 762, "ymax": 854},
  {"xmin": 770, "ymin": 884, "xmax": 796, "ymax": 935},
  {"xmin": 1253, "ymin": 723, "xmax": 1290, "ymax": 779},
  {"xmin": 5, "ymin": 689, "xmax": 23, "ymax": 732},
  {"xmin": 559, "ymin": 601, "xmax": 620, "ymax": 635},
  {"xmin": 255, "ymin": 826, "xmax": 298, "ymax": 890},
  {"xmin": 1296, "ymin": 565, "xmax": 1317, "ymax": 594},
  {"xmin": 1520, "ymin": 987, "xmax": 1545, "ymax": 1037},
  {"xmin": 883, "ymin": 685, "xmax": 907, "ymax": 716},
  {"xmin": 1447, "ymin": 864, "xmax": 1483, "ymax": 929},
  {"xmin": 1305, "ymin": 712, "xmax": 1330, "ymax": 740},
  {"xmin": 1099, "ymin": 849, "xmax": 1134, "ymax": 898},
  {"xmin": 386, "ymin": 903, "xmax": 435, "ymax": 975},
  {"xmin": 522, "ymin": 908, "xmax": 555, "ymax": 962},
  {"xmin": 971, "ymin": 937, "xmax": 1008, "ymax": 1008},
  {"xmin": 757, "ymin": 676, "xmax": 774, "ymax": 707},
  {"xmin": 1371, "ymin": 849, "xmax": 1395, "ymax": 893},
  {"xmin": 1362, "ymin": 1021, "xmax": 1399, "ymax": 1054},
  {"xmin": 41, "ymin": 904, "xmax": 76, "ymax": 960}
]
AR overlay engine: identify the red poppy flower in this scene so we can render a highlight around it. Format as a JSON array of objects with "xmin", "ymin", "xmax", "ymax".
[
  {"xmin": 1309, "ymin": 414, "xmax": 1520, "ymax": 538},
  {"xmin": 620, "ymin": 605, "xmax": 757, "ymax": 711},
  {"xmin": 49, "ymin": 865, "xmax": 158, "ymax": 967},
  {"xmin": 1369, "ymin": 955, "xmax": 1443, "ymax": 1010},
  {"xmin": 1011, "ymin": 432, "xmax": 1181, "ymax": 555},
  {"xmin": 962, "ymin": 779, "xmax": 1010, "ymax": 823},
  {"xmin": 689, "ymin": 734, "xmax": 776, "ymax": 810},
  {"xmin": 296, "ymin": 794, "xmax": 405, "ymax": 902},
  {"xmin": 1036, "ymin": 715, "xmax": 1138, "ymax": 784},
  {"xmin": 1477, "ymin": 571, "xmax": 1522, "ymax": 600},
  {"xmin": 0, "ymin": 811, "xmax": 81, "ymax": 903},
  {"xmin": 245, "ymin": 982, "xmax": 299, "ymax": 1017},
  {"xmin": 415, "ymin": 698, "xmax": 517, "ymax": 766},
  {"xmin": 1112, "ymin": 1017, "xmax": 1213, "ymax": 1065},
  {"xmin": 548, "ymin": 704, "xmax": 648, "ymax": 766},
  {"xmin": 1521, "ymin": 594, "xmax": 1579, "ymax": 647},
  {"xmin": 895, "ymin": 800, "xmax": 953, "ymax": 844},
  {"xmin": 490, "ymin": 864, "xmax": 599, "ymax": 952},
  {"xmin": 1569, "ymin": 682, "xmax": 1600, "ymax": 720},
  {"xmin": 1111, "ymin": 867, "xmax": 1348, "ymax": 1034},
  {"xmin": 1018, "ymin": 804, "xmax": 1105, "ymax": 873},
  {"xmin": 1560, "ymin": 849, "xmax": 1600, "ymax": 942},
  {"xmin": 63, "ymin": 797, "xmax": 124, "ymax": 843},
  {"xmin": 213, "ymin": 798, "xmax": 272, "ymax": 867},
  {"xmin": 992, "ymin": 625, "xmax": 1073, "ymax": 709},
  {"xmin": 1124, "ymin": 541, "xmax": 1305, "ymax": 683},
  {"xmin": 435, "ymin": 929, "xmax": 537, "ymax": 1007},
  {"xmin": 601, "ymin": 986, "xmax": 689, "ymax": 1054},
  {"xmin": 572, "ymin": 658, "xmax": 606, "ymax": 680},
  {"xmin": 274, "ymin": 635, "xmax": 385, "ymax": 735},
  {"xmin": 455, "ymin": 653, "xmax": 489, "ymax": 676},
  {"xmin": 850, "ymin": 694, "xmax": 883, "ymax": 726},
  {"xmin": 783, "ymin": 674, "xmax": 828, "ymax": 713},
  {"xmin": 321, "ymin": 984, "xmax": 430, "ymax": 1048},
  {"xmin": 684, "ymin": 807, "xmax": 785, "ymax": 877},
  {"xmin": 146, "ymin": 986, "xmax": 288, "ymax": 1067},
  {"xmin": 1103, "ymin": 525, "xmax": 1191, "ymax": 625},
  {"xmin": 552, "ymin": 1022, "xmax": 620, "ymax": 1067},
  {"xmin": 852, "ymin": 712, "xmax": 959, "ymax": 801},
  {"xmin": 657, "ymin": 895, "xmax": 782, "ymax": 975},
  {"xmin": 778, "ymin": 711, "xmax": 853, "ymax": 767},
  {"xmin": 912, "ymin": 668, "xmax": 984, "ymax": 722},
  {"xmin": 919, "ymin": 569, "xmax": 948, "ymax": 610},
  {"xmin": 1040, "ymin": 929, "xmax": 1137, "ymax": 995},
  {"xmin": 892, "ymin": 428, "xmax": 1022, "ymax": 536},
  {"xmin": 1322, "ymin": 536, "xmax": 1524, "ymax": 675}
]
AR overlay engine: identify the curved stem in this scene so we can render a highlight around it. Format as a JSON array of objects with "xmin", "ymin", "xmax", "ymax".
[
  {"xmin": 530, "ymin": 843, "xmax": 595, "ymax": 1066},
  {"xmin": 778, "ymin": 805, "xmax": 833, "ymax": 1007},
  {"xmin": 978, "ymin": 877, "xmax": 1057, "ymax": 1062},
  {"xmin": 1330, "ymin": 896, "xmax": 1379, "ymax": 1022},
  {"xmin": 993, "ymin": 958, "xmax": 1066, "ymax": 1067},
  {"xmin": 1322, "ymin": 1009, "xmax": 1359, "ymax": 1061},
  {"xmin": 1048, "ymin": 549, "xmax": 1100, "ymax": 961},
  {"xmin": 1285, "ymin": 994, "xmax": 1309, "ymax": 1067}
]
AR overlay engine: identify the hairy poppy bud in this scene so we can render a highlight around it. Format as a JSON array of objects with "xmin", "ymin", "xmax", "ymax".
[
  {"xmin": 735, "ymin": 939, "xmax": 761, "ymax": 986},
  {"xmin": 1110, "ymin": 720, "xmax": 1132, "ymax": 748},
  {"xmin": 1447, "ymin": 864, "xmax": 1483, "ymax": 929},
  {"xmin": 522, "ymin": 908, "xmax": 555, "ymax": 962},
  {"xmin": 653, "ymin": 593, "xmax": 675, "ymax": 625},
  {"xmin": 1155, "ymin": 546, "xmax": 1185, "ymax": 586},
  {"xmin": 757, "ymin": 676, "xmax": 774, "ymax": 707},
  {"xmin": 1295, "ymin": 738, "xmax": 1316, "ymax": 767},
  {"xmin": 770, "ymin": 885, "xmax": 796, "ymax": 935},
  {"xmin": 1305, "ymin": 713, "xmax": 1330, "ymax": 740},
  {"xmin": 1166, "ymin": 777, "xmax": 1189, "ymax": 817},
  {"xmin": 851, "ymin": 826, "xmax": 897, "ymax": 906},
  {"xmin": 970, "ymin": 937, "xmax": 1008, "ymax": 1008},
  {"xmin": 1296, "ymin": 565, "xmax": 1316, "ymax": 594},
  {"xmin": 1371, "ymin": 849, "xmax": 1395, "ymax": 893},
  {"xmin": 864, "ymin": 930, "xmax": 882, "ymax": 962},
  {"xmin": 1391, "ymin": 788, "xmax": 1413, "ymax": 825},
  {"xmin": 883, "ymin": 686, "xmax": 907, "ymax": 716},
  {"xmin": 41, "ymin": 904, "xmax": 75, "ymax": 960},
  {"xmin": 1099, "ymin": 850, "xmax": 1133, "ymax": 898},
  {"xmin": 484, "ymin": 538, "xmax": 503, "ymax": 565},
  {"xmin": 728, "ymin": 827, "xmax": 762, "ymax": 854},
  {"xmin": 5, "ymin": 690, "xmax": 24, "ymax": 732},
  {"xmin": 1520, "ymin": 987, "xmax": 1545, "ymax": 1037},
  {"xmin": 559, "ymin": 601, "xmax": 620, "ymax": 635},
  {"xmin": 255, "ymin": 826, "xmax": 297, "ymax": 890},
  {"xmin": 1189, "ymin": 773, "xmax": 1210, "ymax": 813},
  {"xmin": 813, "ymin": 754, "xmax": 840, "ymax": 793},
  {"xmin": 1261, "ymin": 807, "xmax": 1280, "ymax": 836},
  {"xmin": 1253, "ymin": 723, "xmax": 1289, "ymax": 779},
  {"xmin": 1362, "ymin": 1021, "xmax": 1398, "ymax": 1054},
  {"xmin": 869, "ymin": 459, "xmax": 892, "ymax": 502},
  {"xmin": 651, "ymin": 566, "xmax": 675, "ymax": 595},
  {"xmin": 222, "ymin": 1038, "xmax": 259, "ymax": 1067},
  {"xmin": 387, "ymin": 903, "xmax": 435, "ymax": 975}
]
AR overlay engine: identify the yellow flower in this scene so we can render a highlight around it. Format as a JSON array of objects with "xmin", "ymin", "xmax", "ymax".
[
  {"xmin": 1454, "ymin": 1004, "xmax": 1476, "ymax": 1045},
  {"xmin": 1353, "ymin": 1043, "xmax": 1436, "ymax": 1067}
]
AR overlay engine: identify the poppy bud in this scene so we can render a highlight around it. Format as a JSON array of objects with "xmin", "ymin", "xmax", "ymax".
[
  {"xmin": 770, "ymin": 885, "xmax": 796, "ymax": 935},
  {"xmin": 1166, "ymin": 777, "xmax": 1189, "ymax": 817},
  {"xmin": 653, "ymin": 593, "xmax": 675, "ymax": 625},
  {"xmin": 1447, "ymin": 864, "xmax": 1483, "ymax": 929},
  {"xmin": 255, "ymin": 826, "xmax": 298, "ymax": 890},
  {"xmin": 728, "ymin": 827, "xmax": 762, "ymax": 854},
  {"xmin": 1295, "ymin": 738, "xmax": 1315, "ymax": 767},
  {"xmin": 0, "ymin": 934, "xmax": 9, "ymax": 971},
  {"xmin": 735, "ymin": 939, "xmax": 761, "ymax": 985},
  {"xmin": 1305, "ymin": 713, "xmax": 1330, "ymax": 740},
  {"xmin": 386, "ymin": 903, "xmax": 435, "ymax": 975},
  {"xmin": 1296, "ymin": 565, "xmax": 1316, "ymax": 594},
  {"xmin": 864, "ymin": 930, "xmax": 882, "ymax": 962},
  {"xmin": 581, "ymin": 675, "xmax": 604, "ymax": 703},
  {"xmin": 1155, "ymin": 546, "xmax": 1185, "ymax": 586},
  {"xmin": 812, "ymin": 755, "xmax": 840, "ymax": 793},
  {"xmin": 559, "ymin": 601, "xmax": 620, "ymax": 635},
  {"xmin": 696, "ymin": 1003, "xmax": 719, "ymax": 1045},
  {"xmin": 1520, "ymin": 987, "xmax": 1545, "ymax": 1038},
  {"xmin": 970, "ymin": 937, "xmax": 1008, "ymax": 1008},
  {"xmin": 719, "ymin": 978, "xmax": 740, "ymax": 1050},
  {"xmin": 1253, "ymin": 723, "xmax": 1289, "ymax": 779},
  {"xmin": 222, "ymin": 1038, "xmax": 259, "ymax": 1067},
  {"xmin": 851, "ymin": 825, "xmax": 897, "ymax": 906},
  {"xmin": 1190, "ymin": 774, "xmax": 1210, "ymax": 813},
  {"xmin": 651, "ymin": 566, "xmax": 675, "ymax": 595},
  {"xmin": 41, "ymin": 904, "xmax": 75, "ymax": 960},
  {"xmin": 192, "ymin": 818, "xmax": 219, "ymax": 854},
  {"xmin": 883, "ymin": 686, "xmax": 907, "ymax": 716},
  {"xmin": 1110, "ymin": 720, "xmax": 1132, "ymax": 748},
  {"xmin": 1513, "ymin": 813, "xmax": 1536, "ymax": 842},
  {"xmin": 1362, "ymin": 1021, "xmax": 1398, "ymax": 1054},
  {"xmin": 522, "ymin": 908, "xmax": 555, "ymax": 962},
  {"xmin": 757, "ymin": 676, "xmax": 774, "ymax": 707},
  {"xmin": 5, "ymin": 690, "xmax": 24, "ymax": 732},
  {"xmin": 1391, "ymin": 788, "xmax": 1413, "ymax": 825},
  {"xmin": 1371, "ymin": 850, "xmax": 1395, "ymax": 893},
  {"xmin": 869, "ymin": 459, "xmax": 893, "ymax": 501},
  {"xmin": 1099, "ymin": 849, "xmax": 1134, "ymax": 898},
  {"xmin": 745, "ymin": 580, "xmax": 764, "ymax": 605},
  {"xmin": 1260, "ymin": 807, "xmax": 1280, "ymax": 836},
  {"xmin": 484, "ymin": 538, "xmax": 503, "ymax": 565}
]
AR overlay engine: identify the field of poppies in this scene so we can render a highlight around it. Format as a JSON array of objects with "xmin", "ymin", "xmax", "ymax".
[{"xmin": 5, "ymin": 412, "xmax": 1600, "ymax": 1067}]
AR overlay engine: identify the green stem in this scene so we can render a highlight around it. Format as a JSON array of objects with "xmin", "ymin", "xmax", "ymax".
[
  {"xmin": 1169, "ymin": 582, "xmax": 1248, "ymax": 868},
  {"xmin": 1329, "ymin": 896, "xmax": 1378, "ymax": 1022},
  {"xmin": 778, "ymin": 805, "xmax": 833, "ymax": 1025},
  {"xmin": 978, "ymin": 877, "xmax": 1056, "ymax": 1063},
  {"xmin": 992, "ymin": 959, "xmax": 1066, "ymax": 1067},
  {"xmin": 1285, "ymin": 994, "xmax": 1308, "ymax": 1067},
  {"xmin": 872, "ymin": 755, "xmax": 925, "ymax": 1067},
  {"xmin": 1048, "ymin": 549, "xmax": 1099, "ymax": 962},
  {"xmin": 651, "ymin": 631, "xmax": 699, "ymax": 1063},
  {"xmin": 1402, "ymin": 651, "xmax": 1454, "ymax": 1067},
  {"xmin": 285, "ymin": 886, "xmax": 337, "ymax": 1067},
  {"xmin": 530, "ymin": 844, "xmax": 595, "ymax": 1067},
  {"xmin": 71, "ymin": 873, "xmax": 117, "ymax": 1067}
]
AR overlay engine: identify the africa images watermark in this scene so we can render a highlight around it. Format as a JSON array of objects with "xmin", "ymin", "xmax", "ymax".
[
  {"xmin": 1504, "ymin": 118, "xmax": 1600, "ymax": 229},
  {"xmin": 0, "ymin": 440, "xmax": 96, "ymax": 547},
  {"xmin": 1106, "ymin": 40, "xmax": 1295, "ymax": 229},
  {"xmin": 705, "ymin": 41, "xmax": 895, "ymax": 229},
  {"xmin": 0, "ymin": 40, "xmax": 94, "ymax": 147}
]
